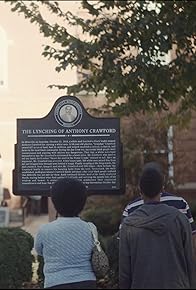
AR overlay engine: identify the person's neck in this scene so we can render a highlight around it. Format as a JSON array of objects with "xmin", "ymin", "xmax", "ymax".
[
  {"xmin": 57, "ymin": 214, "xmax": 78, "ymax": 218},
  {"xmin": 142, "ymin": 193, "xmax": 161, "ymax": 204}
]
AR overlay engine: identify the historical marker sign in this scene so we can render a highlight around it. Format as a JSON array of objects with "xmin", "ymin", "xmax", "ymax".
[{"xmin": 13, "ymin": 96, "xmax": 125, "ymax": 196}]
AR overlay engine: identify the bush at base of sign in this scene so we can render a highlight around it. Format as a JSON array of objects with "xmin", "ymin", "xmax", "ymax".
[
  {"xmin": 80, "ymin": 197, "xmax": 127, "ymax": 289},
  {"xmin": 0, "ymin": 228, "xmax": 34, "ymax": 289},
  {"xmin": 82, "ymin": 206, "xmax": 122, "ymax": 237}
]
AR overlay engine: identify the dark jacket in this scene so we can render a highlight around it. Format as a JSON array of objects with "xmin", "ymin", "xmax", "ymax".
[{"xmin": 119, "ymin": 203, "xmax": 195, "ymax": 289}]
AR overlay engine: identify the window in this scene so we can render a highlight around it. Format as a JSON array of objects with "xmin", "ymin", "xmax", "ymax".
[{"xmin": 0, "ymin": 26, "xmax": 8, "ymax": 90}]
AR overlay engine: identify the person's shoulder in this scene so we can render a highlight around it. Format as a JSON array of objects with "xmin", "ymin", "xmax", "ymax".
[
  {"xmin": 160, "ymin": 192, "xmax": 189, "ymax": 206},
  {"xmin": 162, "ymin": 202, "xmax": 188, "ymax": 219},
  {"xmin": 122, "ymin": 196, "xmax": 144, "ymax": 218},
  {"xmin": 85, "ymin": 221, "xmax": 97, "ymax": 231},
  {"xmin": 85, "ymin": 221, "xmax": 98, "ymax": 238},
  {"xmin": 125, "ymin": 196, "xmax": 143, "ymax": 209},
  {"xmin": 39, "ymin": 222, "xmax": 51, "ymax": 231},
  {"xmin": 161, "ymin": 202, "xmax": 181, "ymax": 213},
  {"xmin": 37, "ymin": 220, "xmax": 58, "ymax": 234},
  {"xmin": 175, "ymin": 208, "xmax": 192, "ymax": 227},
  {"xmin": 35, "ymin": 223, "xmax": 51, "ymax": 239},
  {"xmin": 161, "ymin": 191, "xmax": 187, "ymax": 201}
]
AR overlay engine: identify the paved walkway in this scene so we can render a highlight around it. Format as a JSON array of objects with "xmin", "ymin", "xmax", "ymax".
[{"xmin": 22, "ymin": 214, "xmax": 49, "ymax": 237}]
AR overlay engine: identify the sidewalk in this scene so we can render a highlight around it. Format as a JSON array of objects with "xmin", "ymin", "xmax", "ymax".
[{"xmin": 22, "ymin": 214, "xmax": 49, "ymax": 237}]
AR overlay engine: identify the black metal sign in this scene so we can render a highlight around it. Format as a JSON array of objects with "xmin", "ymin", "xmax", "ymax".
[{"xmin": 13, "ymin": 96, "xmax": 125, "ymax": 196}]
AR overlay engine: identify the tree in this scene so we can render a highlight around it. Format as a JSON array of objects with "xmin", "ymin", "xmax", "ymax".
[{"xmin": 6, "ymin": 0, "xmax": 196, "ymax": 122}]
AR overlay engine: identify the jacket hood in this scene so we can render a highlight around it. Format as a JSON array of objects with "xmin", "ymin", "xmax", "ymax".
[{"xmin": 124, "ymin": 203, "xmax": 179, "ymax": 235}]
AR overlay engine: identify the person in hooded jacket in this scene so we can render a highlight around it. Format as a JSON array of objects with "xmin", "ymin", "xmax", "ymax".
[
  {"xmin": 119, "ymin": 165, "xmax": 195, "ymax": 289},
  {"xmin": 121, "ymin": 162, "xmax": 196, "ymax": 237}
]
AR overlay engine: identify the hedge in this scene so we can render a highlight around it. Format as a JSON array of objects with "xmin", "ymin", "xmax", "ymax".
[
  {"xmin": 0, "ymin": 227, "xmax": 34, "ymax": 289},
  {"xmin": 82, "ymin": 206, "xmax": 121, "ymax": 237}
]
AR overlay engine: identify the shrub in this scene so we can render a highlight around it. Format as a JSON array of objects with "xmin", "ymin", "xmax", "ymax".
[
  {"xmin": 190, "ymin": 202, "xmax": 196, "ymax": 221},
  {"xmin": 37, "ymin": 255, "xmax": 44, "ymax": 287},
  {"xmin": 0, "ymin": 227, "xmax": 34, "ymax": 289},
  {"xmin": 105, "ymin": 233, "xmax": 119, "ymax": 289},
  {"xmin": 82, "ymin": 206, "xmax": 121, "ymax": 237},
  {"xmin": 95, "ymin": 234, "xmax": 120, "ymax": 289}
]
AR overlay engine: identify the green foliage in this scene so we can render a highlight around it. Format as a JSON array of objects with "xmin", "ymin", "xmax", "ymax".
[
  {"xmin": 82, "ymin": 206, "xmax": 121, "ymax": 237},
  {"xmin": 121, "ymin": 113, "xmax": 169, "ymax": 188},
  {"xmin": 37, "ymin": 255, "xmax": 44, "ymax": 287},
  {"xmin": 190, "ymin": 202, "xmax": 196, "ymax": 221},
  {"xmin": 96, "ymin": 234, "xmax": 120, "ymax": 289},
  {"xmin": 0, "ymin": 227, "xmax": 34, "ymax": 289},
  {"xmin": 105, "ymin": 233, "xmax": 119, "ymax": 288},
  {"xmin": 6, "ymin": 0, "xmax": 196, "ymax": 121}
]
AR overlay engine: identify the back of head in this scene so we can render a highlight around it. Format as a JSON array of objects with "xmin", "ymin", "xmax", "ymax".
[
  {"xmin": 142, "ymin": 162, "xmax": 163, "ymax": 176},
  {"xmin": 140, "ymin": 162, "xmax": 164, "ymax": 198},
  {"xmin": 51, "ymin": 178, "xmax": 87, "ymax": 217}
]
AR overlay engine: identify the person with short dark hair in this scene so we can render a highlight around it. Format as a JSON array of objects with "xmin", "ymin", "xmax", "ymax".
[
  {"xmin": 121, "ymin": 162, "xmax": 196, "ymax": 266},
  {"xmin": 119, "ymin": 164, "xmax": 195, "ymax": 289},
  {"xmin": 51, "ymin": 178, "xmax": 87, "ymax": 218},
  {"xmin": 34, "ymin": 178, "xmax": 97, "ymax": 289},
  {"xmin": 122, "ymin": 162, "xmax": 196, "ymax": 236}
]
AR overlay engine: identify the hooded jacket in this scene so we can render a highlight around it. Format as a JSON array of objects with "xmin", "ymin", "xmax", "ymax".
[{"xmin": 119, "ymin": 203, "xmax": 195, "ymax": 289}]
